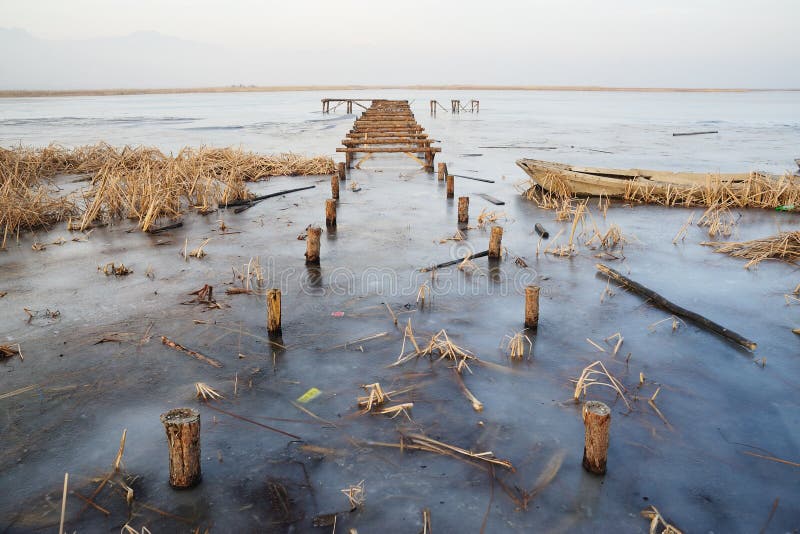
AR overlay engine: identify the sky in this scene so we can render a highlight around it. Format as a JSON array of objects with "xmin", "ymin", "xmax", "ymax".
[{"xmin": 1, "ymin": 0, "xmax": 799, "ymax": 89}]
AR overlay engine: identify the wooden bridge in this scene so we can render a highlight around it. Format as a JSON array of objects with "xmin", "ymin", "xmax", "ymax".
[
  {"xmin": 321, "ymin": 98, "xmax": 373, "ymax": 114},
  {"xmin": 335, "ymin": 100, "xmax": 440, "ymax": 171}
]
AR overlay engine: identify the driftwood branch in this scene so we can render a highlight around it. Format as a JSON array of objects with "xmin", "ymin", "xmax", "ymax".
[
  {"xmin": 161, "ymin": 336, "xmax": 223, "ymax": 367},
  {"xmin": 421, "ymin": 250, "xmax": 490, "ymax": 272},
  {"xmin": 596, "ymin": 263, "xmax": 756, "ymax": 351},
  {"xmin": 222, "ymin": 185, "xmax": 316, "ymax": 211}
]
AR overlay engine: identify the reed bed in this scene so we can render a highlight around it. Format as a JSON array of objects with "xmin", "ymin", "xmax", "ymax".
[
  {"xmin": 702, "ymin": 231, "xmax": 800, "ymax": 268},
  {"xmin": 522, "ymin": 171, "xmax": 800, "ymax": 210},
  {"xmin": 624, "ymin": 172, "xmax": 800, "ymax": 209},
  {"xmin": 0, "ymin": 143, "xmax": 334, "ymax": 242}
]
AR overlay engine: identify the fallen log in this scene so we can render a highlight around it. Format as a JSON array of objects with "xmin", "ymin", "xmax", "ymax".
[
  {"xmin": 596, "ymin": 264, "xmax": 756, "ymax": 351},
  {"xmin": 421, "ymin": 250, "xmax": 489, "ymax": 272}
]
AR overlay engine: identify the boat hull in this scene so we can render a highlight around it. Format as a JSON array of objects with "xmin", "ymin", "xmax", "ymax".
[{"xmin": 516, "ymin": 159, "xmax": 753, "ymax": 198}]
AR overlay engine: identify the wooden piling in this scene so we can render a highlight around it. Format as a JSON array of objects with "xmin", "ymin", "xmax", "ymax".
[
  {"xmin": 488, "ymin": 226, "xmax": 503, "ymax": 258},
  {"xmin": 325, "ymin": 199, "xmax": 337, "ymax": 228},
  {"xmin": 306, "ymin": 226, "xmax": 321, "ymax": 264},
  {"xmin": 331, "ymin": 175, "xmax": 339, "ymax": 199},
  {"xmin": 160, "ymin": 408, "xmax": 201, "ymax": 488},
  {"xmin": 337, "ymin": 161, "xmax": 346, "ymax": 181},
  {"xmin": 266, "ymin": 289, "xmax": 282, "ymax": 334},
  {"xmin": 524, "ymin": 285, "xmax": 540, "ymax": 329},
  {"xmin": 582, "ymin": 401, "xmax": 611, "ymax": 475},
  {"xmin": 458, "ymin": 196, "xmax": 469, "ymax": 223},
  {"xmin": 438, "ymin": 162, "xmax": 448, "ymax": 181},
  {"xmin": 446, "ymin": 175, "xmax": 454, "ymax": 198}
]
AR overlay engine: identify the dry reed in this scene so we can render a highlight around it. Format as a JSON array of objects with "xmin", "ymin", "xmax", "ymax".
[
  {"xmin": 341, "ymin": 480, "xmax": 366, "ymax": 509},
  {"xmin": 195, "ymin": 382, "xmax": 223, "ymax": 401},
  {"xmin": 0, "ymin": 343, "xmax": 22, "ymax": 360},
  {"xmin": 503, "ymin": 331, "xmax": 532, "ymax": 360},
  {"xmin": 697, "ymin": 204, "xmax": 737, "ymax": 237},
  {"xmin": 522, "ymin": 169, "xmax": 800, "ymax": 212},
  {"xmin": 399, "ymin": 432, "xmax": 514, "ymax": 471},
  {"xmin": 702, "ymin": 231, "xmax": 800, "ymax": 268},
  {"xmin": 624, "ymin": 172, "xmax": 800, "ymax": 209},
  {"xmin": 476, "ymin": 209, "xmax": 507, "ymax": 229},
  {"xmin": 572, "ymin": 360, "xmax": 630, "ymax": 409},
  {"xmin": 0, "ymin": 143, "xmax": 334, "ymax": 242},
  {"xmin": 358, "ymin": 383, "xmax": 390, "ymax": 411},
  {"xmin": 641, "ymin": 506, "xmax": 683, "ymax": 534}
]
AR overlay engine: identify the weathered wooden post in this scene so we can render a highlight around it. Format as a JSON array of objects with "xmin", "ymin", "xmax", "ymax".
[
  {"xmin": 306, "ymin": 226, "xmax": 322, "ymax": 264},
  {"xmin": 582, "ymin": 401, "xmax": 611, "ymax": 475},
  {"xmin": 446, "ymin": 175, "xmax": 455, "ymax": 198},
  {"xmin": 267, "ymin": 288, "xmax": 282, "ymax": 334},
  {"xmin": 345, "ymin": 152, "xmax": 352, "ymax": 169},
  {"xmin": 438, "ymin": 162, "xmax": 448, "ymax": 181},
  {"xmin": 330, "ymin": 175, "xmax": 340, "ymax": 200},
  {"xmin": 325, "ymin": 199, "xmax": 337, "ymax": 228},
  {"xmin": 160, "ymin": 408, "xmax": 201, "ymax": 488},
  {"xmin": 425, "ymin": 150, "xmax": 434, "ymax": 172},
  {"xmin": 488, "ymin": 226, "xmax": 503, "ymax": 258},
  {"xmin": 337, "ymin": 161, "xmax": 346, "ymax": 181},
  {"xmin": 458, "ymin": 196, "xmax": 469, "ymax": 223},
  {"xmin": 525, "ymin": 285, "xmax": 540, "ymax": 329}
]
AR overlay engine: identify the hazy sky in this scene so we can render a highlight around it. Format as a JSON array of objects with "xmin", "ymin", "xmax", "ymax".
[{"xmin": 1, "ymin": 0, "xmax": 799, "ymax": 89}]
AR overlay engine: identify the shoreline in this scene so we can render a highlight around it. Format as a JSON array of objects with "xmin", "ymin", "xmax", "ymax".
[{"xmin": 1, "ymin": 84, "xmax": 799, "ymax": 99}]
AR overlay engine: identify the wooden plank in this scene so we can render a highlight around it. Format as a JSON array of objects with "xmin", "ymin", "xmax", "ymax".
[
  {"xmin": 452, "ymin": 174, "xmax": 495, "ymax": 183},
  {"xmin": 343, "ymin": 139, "xmax": 432, "ymax": 146},
  {"xmin": 476, "ymin": 193, "xmax": 505, "ymax": 205},
  {"xmin": 336, "ymin": 147, "xmax": 441, "ymax": 153}
]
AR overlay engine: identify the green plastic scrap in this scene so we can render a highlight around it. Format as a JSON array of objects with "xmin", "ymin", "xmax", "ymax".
[{"xmin": 775, "ymin": 205, "xmax": 795, "ymax": 211}]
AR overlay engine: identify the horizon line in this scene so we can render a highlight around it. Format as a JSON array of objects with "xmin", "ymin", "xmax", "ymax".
[{"xmin": 2, "ymin": 84, "xmax": 799, "ymax": 99}]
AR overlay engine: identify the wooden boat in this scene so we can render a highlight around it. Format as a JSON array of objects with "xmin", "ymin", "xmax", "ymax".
[{"xmin": 516, "ymin": 159, "xmax": 754, "ymax": 198}]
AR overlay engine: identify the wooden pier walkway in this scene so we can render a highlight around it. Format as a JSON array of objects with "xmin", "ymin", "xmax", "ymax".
[{"xmin": 335, "ymin": 100, "xmax": 440, "ymax": 171}]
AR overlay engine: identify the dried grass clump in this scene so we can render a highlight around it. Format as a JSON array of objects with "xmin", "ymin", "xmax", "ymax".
[
  {"xmin": 543, "ymin": 201, "xmax": 587, "ymax": 257},
  {"xmin": 358, "ymin": 383, "xmax": 389, "ymax": 411},
  {"xmin": 503, "ymin": 331, "xmax": 532, "ymax": 360},
  {"xmin": 476, "ymin": 209, "xmax": 507, "ymax": 229},
  {"xmin": 0, "ymin": 343, "xmax": 22, "ymax": 360},
  {"xmin": 195, "ymin": 382, "xmax": 223, "ymax": 401},
  {"xmin": 585, "ymin": 223, "xmax": 626, "ymax": 250},
  {"xmin": 419, "ymin": 329, "xmax": 477, "ymax": 374},
  {"xmin": 0, "ymin": 147, "xmax": 80, "ymax": 247},
  {"xmin": 641, "ymin": 506, "xmax": 683, "ymax": 534},
  {"xmin": 99, "ymin": 262, "xmax": 133, "ymax": 276},
  {"xmin": 702, "ymin": 231, "xmax": 800, "ymax": 268},
  {"xmin": 0, "ymin": 144, "xmax": 334, "ymax": 242},
  {"xmin": 697, "ymin": 204, "xmax": 737, "ymax": 237},
  {"xmin": 572, "ymin": 360, "xmax": 630, "ymax": 409},
  {"xmin": 392, "ymin": 324, "xmax": 485, "ymax": 409},
  {"xmin": 341, "ymin": 480, "xmax": 366, "ymax": 509},
  {"xmin": 624, "ymin": 172, "xmax": 800, "ymax": 209}
]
